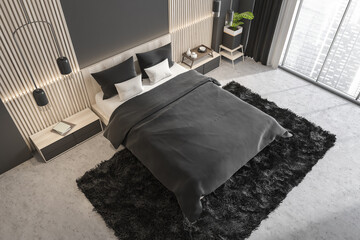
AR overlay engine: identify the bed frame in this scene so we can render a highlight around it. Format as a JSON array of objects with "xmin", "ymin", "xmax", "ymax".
[{"xmin": 81, "ymin": 34, "xmax": 171, "ymax": 125}]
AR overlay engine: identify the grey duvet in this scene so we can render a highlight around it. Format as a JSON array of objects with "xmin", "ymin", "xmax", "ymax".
[{"xmin": 104, "ymin": 70, "xmax": 290, "ymax": 221}]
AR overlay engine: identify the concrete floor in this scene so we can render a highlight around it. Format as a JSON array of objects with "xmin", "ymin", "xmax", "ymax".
[{"xmin": 1, "ymin": 58, "xmax": 359, "ymax": 240}]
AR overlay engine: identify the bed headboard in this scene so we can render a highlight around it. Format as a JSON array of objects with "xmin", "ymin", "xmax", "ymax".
[{"xmin": 81, "ymin": 34, "xmax": 171, "ymax": 105}]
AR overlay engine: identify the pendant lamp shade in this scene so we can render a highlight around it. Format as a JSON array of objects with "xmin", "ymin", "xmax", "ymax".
[
  {"xmin": 33, "ymin": 88, "xmax": 49, "ymax": 106},
  {"xmin": 57, "ymin": 56, "xmax": 72, "ymax": 75}
]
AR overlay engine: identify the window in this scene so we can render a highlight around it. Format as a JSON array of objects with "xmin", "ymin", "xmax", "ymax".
[{"xmin": 281, "ymin": 0, "xmax": 360, "ymax": 100}]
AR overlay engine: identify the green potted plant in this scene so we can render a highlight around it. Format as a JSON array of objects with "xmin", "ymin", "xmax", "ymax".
[{"xmin": 223, "ymin": 11, "xmax": 254, "ymax": 49}]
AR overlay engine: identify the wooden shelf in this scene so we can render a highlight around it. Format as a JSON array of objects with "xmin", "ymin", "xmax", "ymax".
[
  {"xmin": 220, "ymin": 50, "xmax": 244, "ymax": 61},
  {"xmin": 219, "ymin": 44, "xmax": 243, "ymax": 53},
  {"xmin": 219, "ymin": 44, "xmax": 244, "ymax": 68}
]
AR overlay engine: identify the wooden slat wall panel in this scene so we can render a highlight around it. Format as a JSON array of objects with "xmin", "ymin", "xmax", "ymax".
[
  {"xmin": 0, "ymin": 0, "xmax": 90, "ymax": 148},
  {"xmin": 169, "ymin": 0, "xmax": 214, "ymax": 62}
]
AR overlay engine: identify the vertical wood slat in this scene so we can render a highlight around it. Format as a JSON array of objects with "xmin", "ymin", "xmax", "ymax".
[
  {"xmin": 0, "ymin": 0, "xmax": 90, "ymax": 148},
  {"xmin": 0, "ymin": 6, "xmax": 46, "ymax": 133},
  {"xmin": 169, "ymin": 0, "xmax": 214, "ymax": 62}
]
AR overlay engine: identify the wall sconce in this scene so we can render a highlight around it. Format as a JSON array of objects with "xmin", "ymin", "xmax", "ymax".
[
  {"xmin": 226, "ymin": 10, "xmax": 234, "ymax": 26},
  {"xmin": 12, "ymin": 0, "xmax": 72, "ymax": 107},
  {"xmin": 213, "ymin": 0, "xmax": 221, "ymax": 18},
  {"xmin": 225, "ymin": 0, "xmax": 234, "ymax": 26}
]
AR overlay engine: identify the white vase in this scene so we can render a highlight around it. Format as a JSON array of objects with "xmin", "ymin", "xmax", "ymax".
[{"xmin": 186, "ymin": 48, "xmax": 191, "ymax": 57}]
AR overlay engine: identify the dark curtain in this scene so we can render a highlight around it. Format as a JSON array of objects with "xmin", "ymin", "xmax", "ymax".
[{"xmin": 245, "ymin": 0, "xmax": 283, "ymax": 65}]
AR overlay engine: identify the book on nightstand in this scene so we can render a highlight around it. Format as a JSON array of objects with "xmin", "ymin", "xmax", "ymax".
[{"xmin": 51, "ymin": 121, "xmax": 75, "ymax": 136}]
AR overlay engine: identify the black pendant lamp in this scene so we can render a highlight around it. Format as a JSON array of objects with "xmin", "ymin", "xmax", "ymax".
[
  {"xmin": 12, "ymin": 0, "xmax": 72, "ymax": 107},
  {"xmin": 33, "ymin": 88, "xmax": 49, "ymax": 107},
  {"xmin": 57, "ymin": 57, "xmax": 72, "ymax": 75}
]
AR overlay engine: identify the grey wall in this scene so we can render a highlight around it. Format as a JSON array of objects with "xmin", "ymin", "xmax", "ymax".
[
  {"xmin": 60, "ymin": 0, "xmax": 169, "ymax": 68},
  {"xmin": 0, "ymin": 101, "xmax": 32, "ymax": 174}
]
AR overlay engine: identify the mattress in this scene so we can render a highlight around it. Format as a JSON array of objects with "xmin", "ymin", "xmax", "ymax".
[{"xmin": 95, "ymin": 62, "xmax": 188, "ymax": 119}]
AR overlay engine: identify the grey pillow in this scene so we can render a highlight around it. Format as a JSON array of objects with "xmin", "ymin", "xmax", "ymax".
[
  {"xmin": 91, "ymin": 56, "xmax": 136, "ymax": 100},
  {"xmin": 136, "ymin": 43, "xmax": 174, "ymax": 79}
]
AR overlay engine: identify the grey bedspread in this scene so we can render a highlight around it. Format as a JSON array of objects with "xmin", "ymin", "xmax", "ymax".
[{"xmin": 104, "ymin": 70, "xmax": 290, "ymax": 221}]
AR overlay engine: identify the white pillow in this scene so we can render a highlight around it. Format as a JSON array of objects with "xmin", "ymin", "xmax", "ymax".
[
  {"xmin": 114, "ymin": 75, "xmax": 143, "ymax": 102},
  {"xmin": 144, "ymin": 58, "xmax": 172, "ymax": 84}
]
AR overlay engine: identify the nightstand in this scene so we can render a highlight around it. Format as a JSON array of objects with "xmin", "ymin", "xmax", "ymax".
[
  {"xmin": 180, "ymin": 47, "xmax": 220, "ymax": 74},
  {"xmin": 30, "ymin": 108, "xmax": 103, "ymax": 162}
]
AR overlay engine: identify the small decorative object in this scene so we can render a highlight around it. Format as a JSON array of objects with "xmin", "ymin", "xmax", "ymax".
[
  {"xmin": 223, "ymin": 11, "xmax": 254, "ymax": 50},
  {"xmin": 181, "ymin": 45, "xmax": 214, "ymax": 68},
  {"xmin": 186, "ymin": 48, "xmax": 191, "ymax": 57},
  {"xmin": 198, "ymin": 46, "xmax": 206, "ymax": 53},
  {"xmin": 52, "ymin": 121, "xmax": 75, "ymax": 136}
]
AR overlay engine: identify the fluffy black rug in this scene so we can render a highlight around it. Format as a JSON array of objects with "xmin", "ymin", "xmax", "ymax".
[{"xmin": 77, "ymin": 81, "xmax": 336, "ymax": 240}]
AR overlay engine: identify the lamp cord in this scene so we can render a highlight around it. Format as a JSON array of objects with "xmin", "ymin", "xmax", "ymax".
[
  {"xmin": 14, "ymin": 0, "xmax": 65, "ymax": 89},
  {"xmin": 17, "ymin": 0, "xmax": 63, "ymax": 56}
]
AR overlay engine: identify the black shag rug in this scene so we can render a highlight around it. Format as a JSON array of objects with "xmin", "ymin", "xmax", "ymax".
[{"xmin": 77, "ymin": 81, "xmax": 336, "ymax": 240}]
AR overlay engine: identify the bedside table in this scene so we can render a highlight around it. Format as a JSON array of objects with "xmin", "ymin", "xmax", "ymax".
[
  {"xmin": 180, "ymin": 47, "xmax": 220, "ymax": 74},
  {"xmin": 30, "ymin": 108, "xmax": 103, "ymax": 162}
]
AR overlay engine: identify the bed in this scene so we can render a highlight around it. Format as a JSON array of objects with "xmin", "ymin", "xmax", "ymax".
[
  {"xmin": 81, "ymin": 34, "xmax": 291, "ymax": 222},
  {"xmin": 94, "ymin": 62, "xmax": 188, "ymax": 121}
]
